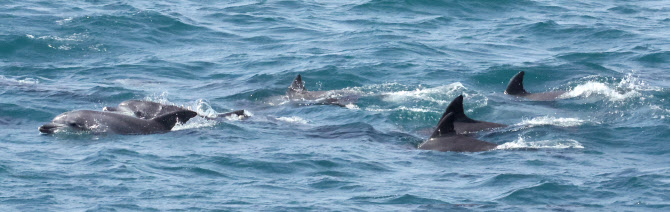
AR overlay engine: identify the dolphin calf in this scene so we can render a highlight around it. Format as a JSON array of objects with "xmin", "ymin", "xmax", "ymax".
[
  {"xmin": 285, "ymin": 74, "xmax": 357, "ymax": 107},
  {"xmin": 441, "ymin": 95, "xmax": 506, "ymax": 134},
  {"xmin": 103, "ymin": 100, "xmax": 248, "ymax": 121},
  {"xmin": 418, "ymin": 112, "xmax": 498, "ymax": 152},
  {"xmin": 39, "ymin": 110, "xmax": 198, "ymax": 135},
  {"xmin": 505, "ymin": 71, "xmax": 566, "ymax": 101}
]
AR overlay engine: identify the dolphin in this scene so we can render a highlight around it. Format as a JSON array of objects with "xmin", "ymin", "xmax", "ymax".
[
  {"xmin": 418, "ymin": 112, "xmax": 498, "ymax": 152},
  {"xmin": 38, "ymin": 110, "xmax": 198, "ymax": 135},
  {"xmin": 285, "ymin": 74, "xmax": 358, "ymax": 107},
  {"xmin": 505, "ymin": 71, "xmax": 566, "ymax": 101},
  {"xmin": 440, "ymin": 95, "xmax": 506, "ymax": 134},
  {"xmin": 103, "ymin": 100, "xmax": 248, "ymax": 121}
]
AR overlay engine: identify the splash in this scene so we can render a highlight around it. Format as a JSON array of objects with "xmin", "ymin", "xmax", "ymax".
[
  {"xmin": 344, "ymin": 103, "xmax": 359, "ymax": 110},
  {"xmin": 560, "ymin": 73, "xmax": 655, "ymax": 101},
  {"xmin": 380, "ymin": 82, "xmax": 466, "ymax": 104},
  {"xmin": 172, "ymin": 116, "xmax": 217, "ymax": 131},
  {"xmin": 365, "ymin": 106, "xmax": 437, "ymax": 113},
  {"xmin": 496, "ymin": 137, "xmax": 584, "ymax": 150}
]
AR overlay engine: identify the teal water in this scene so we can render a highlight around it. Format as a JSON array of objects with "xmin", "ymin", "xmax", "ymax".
[{"xmin": 2, "ymin": 0, "xmax": 670, "ymax": 211}]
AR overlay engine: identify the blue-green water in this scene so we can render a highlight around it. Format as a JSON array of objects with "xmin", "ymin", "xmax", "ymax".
[{"xmin": 2, "ymin": 0, "xmax": 670, "ymax": 211}]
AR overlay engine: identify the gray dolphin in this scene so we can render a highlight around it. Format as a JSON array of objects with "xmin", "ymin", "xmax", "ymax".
[
  {"xmin": 441, "ymin": 95, "xmax": 506, "ymax": 134},
  {"xmin": 505, "ymin": 71, "xmax": 566, "ymax": 101},
  {"xmin": 286, "ymin": 75, "xmax": 358, "ymax": 107},
  {"xmin": 38, "ymin": 110, "xmax": 198, "ymax": 135},
  {"xmin": 103, "ymin": 100, "xmax": 248, "ymax": 121},
  {"xmin": 418, "ymin": 112, "xmax": 498, "ymax": 152}
]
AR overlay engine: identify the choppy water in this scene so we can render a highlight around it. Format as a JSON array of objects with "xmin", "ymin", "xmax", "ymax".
[{"xmin": 2, "ymin": 0, "xmax": 670, "ymax": 211}]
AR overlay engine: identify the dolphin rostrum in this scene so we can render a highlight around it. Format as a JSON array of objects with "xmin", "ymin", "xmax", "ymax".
[
  {"xmin": 418, "ymin": 112, "xmax": 498, "ymax": 152},
  {"xmin": 505, "ymin": 71, "xmax": 566, "ymax": 101},
  {"xmin": 39, "ymin": 110, "xmax": 198, "ymax": 134}
]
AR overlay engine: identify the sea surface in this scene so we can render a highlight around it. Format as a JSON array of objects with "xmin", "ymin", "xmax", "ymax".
[{"xmin": 2, "ymin": 0, "xmax": 670, "ymax": 211}]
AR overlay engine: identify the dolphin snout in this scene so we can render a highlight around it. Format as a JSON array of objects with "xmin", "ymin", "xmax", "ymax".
[{"xmin": 38, "ymin": 124, "xmax": 59, "ymax": 134}]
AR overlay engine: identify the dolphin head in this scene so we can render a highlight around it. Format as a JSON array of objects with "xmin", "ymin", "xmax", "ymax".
[{"xmin": 39, "ymin": 111, "xmax": 93, "ymax": 134}]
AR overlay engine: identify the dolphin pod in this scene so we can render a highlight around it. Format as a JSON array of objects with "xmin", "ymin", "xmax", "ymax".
[{"xmin": 40, "ymin": 72, "xmax": 568, "ymax": 152}]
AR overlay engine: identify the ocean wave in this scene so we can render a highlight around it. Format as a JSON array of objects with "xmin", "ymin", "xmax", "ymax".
[
  {"xmin": 561, "ymin": 82, "xmax": 639, "ymax": 101},
  {"xmin": 0, "ymin": 75, "xmax": 39, "ymax": 85},
  {"xmin": 275, "ymin": 116, "xmax": 309, "ymax": 124}
]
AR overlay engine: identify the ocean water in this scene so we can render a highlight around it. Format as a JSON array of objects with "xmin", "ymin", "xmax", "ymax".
[{"xmin": 2, "ymin": 0, "xmax": 670, "ymax": 211}]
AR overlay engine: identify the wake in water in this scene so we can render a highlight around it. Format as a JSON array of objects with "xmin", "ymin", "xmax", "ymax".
[{"xmin": 496, "ymin": 136, "xmax": 584, "ymax": 150}]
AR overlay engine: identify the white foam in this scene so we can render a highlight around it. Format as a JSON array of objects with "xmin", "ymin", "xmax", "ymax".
[
  {"xmin": 560, "ymin": 73, "xmax": 656, "ymax": 101},
  {"xmin": 276, "ymin": 116, "xmax": 308, "ymax": 124},
  {"xmin": 516, "ymin": 116, "xmax": 592, "ymax": 127},
  {"xmin": 344, "ymin": 103, "xmax": 359, "ymax": 110},
  {"xmin": 560, "ymin": 82, "xmax": 638, "ymax": 101},
  {"xmin": 496, "ymin": 137, "xmax": 584, "ymax": 150}
]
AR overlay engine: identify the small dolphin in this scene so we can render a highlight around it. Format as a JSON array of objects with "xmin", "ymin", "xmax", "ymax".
[
  {"xmin": 285, "ymin": 74, "xmax": 357, "ymax": 107},
  {"xmin": 39, "ymin": 110, "xmax": 198, "ymax": 135},
  {"xmin": 103, "ymin": 100, "xmax": 248, "ymax": 121},
  {"xmin": 418, "ymin": 112, "xmax": 498, "ymax": 152},
  {"xmin": 505, "ymin": 71, "xmax": 566, "ymax": 101},
  {"xmin": 440, "ymin": 95, "xmax": 506, "ymax": 134}
]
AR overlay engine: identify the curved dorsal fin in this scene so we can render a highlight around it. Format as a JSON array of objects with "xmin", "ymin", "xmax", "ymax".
[
  {"xmin": 287, "ymin": 74, "xmax": 305, "ymax": 94},
  {"xmin": 430, "ymin": 112, "xmax": 456, "ymax": 138},
  {"xmin": 152, "ymin": 110, "xmax": 198, "ymax": 130},
  {"xmin": 505, "ymin": 71, "xmax": 527, "ymax": 95},
  {"xmin": 441, "ymin": 95, "xmax": 475, "ymax": 122}
]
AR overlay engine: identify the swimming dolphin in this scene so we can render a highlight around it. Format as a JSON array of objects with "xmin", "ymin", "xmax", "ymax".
[
  {"xmin": 505, "ymin": 71, "xmax": 566, "ymax": 101},
  {"xmin": 103, "ymin": 100, "xmax": 248, "ymax": 121},
  {"xmin": 418, "ymin": 112, "xmax": 498, "ymax": 152},
  {"xmin": 441, "ymin": 95, "xmax": 506, "ymax": 134},
  {"xmin": 38, "ymin": 110, "xmax": 198, "ymax": 135},
  {"xmin": 285, "ymin": 74, "xmax": 357, "ymax": 107}
]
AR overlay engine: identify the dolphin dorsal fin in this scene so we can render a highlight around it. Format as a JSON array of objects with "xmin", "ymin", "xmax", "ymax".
[
  {"xmin": 152, "ymin": 110, "xmax": 198, "ymax": 130},
  {"xmin": 441, "ymin": 95, "xmax": 474, "ymax": 122},
  {"xmin": 287, "ymin": 74, "xmax": 305, "ymax": 94},
  {"xmin": 431, "ymin": 112, "xmax": 456, "ymax": 138},
  {"xmin": 505, "ymin": 71, "xmax": 527, "ymax": 95}
]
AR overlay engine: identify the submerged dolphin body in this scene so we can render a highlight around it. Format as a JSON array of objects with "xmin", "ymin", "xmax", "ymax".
[
  {"xmin": 39, "ymin": 110, "xmax": 198, "ymax": 134},
  {"xmin": 418, "ymin": 112, "xmax": 498, "ymax": 152},
  {"xmin": 441, "ymin": 95, "xmax": 506, "ymax": 134},
  {"xmin": 285, "ymin": 75, "xmax": 357, "ymax": 107},
  {"xmin": 505, "ymin": 71, "xmax": 566, "ymax": 101},
  {"xmin": 103, "ymin": 100, "xmax": 248, "ymax": 121}
]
